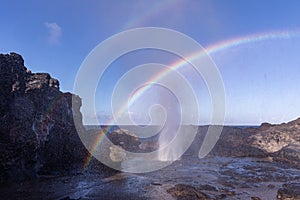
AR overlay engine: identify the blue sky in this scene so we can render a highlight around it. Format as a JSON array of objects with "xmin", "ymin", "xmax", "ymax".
[{"xmin": 1, "ymin": 0, "xmax": 300, "ymax": 125}]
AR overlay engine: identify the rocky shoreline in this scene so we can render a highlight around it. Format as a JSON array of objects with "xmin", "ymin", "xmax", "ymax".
[{"xmin": 0, "ymin": 53, "xmax": 299, "ymax": 199}]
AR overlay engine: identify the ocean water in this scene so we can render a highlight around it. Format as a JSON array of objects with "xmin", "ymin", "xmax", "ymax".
[
  {"xmin": 84, "ymin": 124, "xmax": 259, "ymax": 144},
  {"xmin": 84, "ymin": 125, "xmax": 259, "ymax": 131}
]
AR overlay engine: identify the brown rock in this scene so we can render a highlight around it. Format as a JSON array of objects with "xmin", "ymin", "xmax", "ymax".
[
  {"xmin": 106, "ymin": 128, "xmax": 141, "ymax": 152},
  {"xmin": 167, "ymin": 184, "xmax": 211, "ymax": 200},
  {"xmin": 277, "ymin": 183, "xmax": 300, "ymax": 200}
]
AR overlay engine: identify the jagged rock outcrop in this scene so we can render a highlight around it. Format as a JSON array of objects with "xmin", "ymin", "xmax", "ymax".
[
  {"xmin": 208, "ymin": 126, "xmax": 268, "ymax": 158},
  {"xmin": 181, "ymin": 126, "xmax": 268, "ymax": 158},
  {"xmin": 249, "ymin": 118, "xmax": 300, "ymax": 168},
  {"xmin": 250, "ymin": 118, "xmax": 300, "ymax": 153},
  {"xmin": 0, "ymin": 53, "xmax": 88, "ymax": 181},
  {"xmin": 133, "ymin": 120, "xmax": 299, "ymax": 168},
  {"xmin": 107, "ymin": 128, "xmax": 141, "ymax": 152},
  {"xmin": 150, "ymin": 120, "xmax": 299, "ymax": 167},
  {"xmin": 206, "ymin": 119, "xmax": 300, "ymax": 167}
]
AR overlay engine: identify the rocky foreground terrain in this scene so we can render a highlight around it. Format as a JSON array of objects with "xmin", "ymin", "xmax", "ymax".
[
  {"xmin": 0, "ymin": 53, "xmax": 299, "ymax": 199},
  {"xmin": 0, "ymin": 53, "xmax": 110, "ymax": 182}
]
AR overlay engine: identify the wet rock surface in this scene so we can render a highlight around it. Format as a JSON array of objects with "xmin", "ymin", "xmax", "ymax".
[
  {"xmin": 0, "ymin": 156, "xmax": 299, "ymax": 199},
  {"xmin": 277, "ymin": 183, "xmax": 300, "ymax": 200},
  {"xmin": 167, "ymin": 184, "xmax": 210, "ymax": 200}
]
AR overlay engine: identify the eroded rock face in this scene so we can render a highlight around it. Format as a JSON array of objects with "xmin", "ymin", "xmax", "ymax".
[
  {"xmin": 187, "ymin": 126, "xmax": 268, "ymax": 158},
  {"xmin": 273, "ymin": 144, "xmax": 300, "ymax": 168},
  {"xmin": 250, "ymin": 120, "xmax": 299, "ymax": 153},
  {"xmin": 0, "ymin": 53, "xmax": 87, "ymax": 181},
  {"xmin": 203, "ymin": 120, "xmax": 300, "ymax": 167},
  {"xmin": 249, "ymin": 119, "xmax": 300, "ymax": 168}
]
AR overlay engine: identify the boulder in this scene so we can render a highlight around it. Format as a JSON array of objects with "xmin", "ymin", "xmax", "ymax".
[
  {"xmin": 106, "ymin": 128, "xmax": 141, "ymax": 152},
  {"xmin": 273, "ymin": 143, "xmax": 300, "ymax": 169},
  {"xmin": 167, "ymin": 184, "xmax": 211, "ymax": 200},
  {"xmin": 277, "ymin": 183, "xmax": 300, "ymax": 200}
]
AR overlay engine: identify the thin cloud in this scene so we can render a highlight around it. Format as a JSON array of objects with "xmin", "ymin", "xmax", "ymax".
[{"xmin": 44, "ymin": 22, "xmax": 62, "ymax": 45}]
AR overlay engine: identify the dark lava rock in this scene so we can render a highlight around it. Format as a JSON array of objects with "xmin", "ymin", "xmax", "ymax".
[
  {"xmin": 189, "ymin": 126, "xmax": 268, "ymax": 158},
  {"xmin": 167, "ymin": 184, "xmax": 211, "ymax": 200},
  {"xmin": 260, "ymin": 122, "xmax": 274, "ymax": 131},
  {"xmin": 0, "ymin": 53, "xmax": 91, "ymax": 182},
  {"xmin": 106, "ymin": 128, "xmax": 141, "ymax": 152},
  {"xmin": 273, "ymin": 143, "xmax": 300, "ymax": 169},
  {"xmin": 255, "ymin": 118, "xmax": 300, "ymax": 153},
  {"xmin": 197, "ymin": 184, "xmax": 218, "ymax": 192},
  {"xmin": 277, "ymin": 183, "xmax": 300, "ymax": 200},
  {"xmin": 82, "ymin": 127, "xmax": 142, "ymax": 171},
  {"xmin": 187, "ymin": 119, "xmax": 300, "ymax": 167}
]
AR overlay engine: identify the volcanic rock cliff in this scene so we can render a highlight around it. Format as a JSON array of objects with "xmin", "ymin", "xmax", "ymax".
[
  {"xmin": 206, "ymin": 118, "xmax": 300, "ymax": 168},
  {"xmin": 0, "ymin": 53, "xmax": 88, "ymax": 181}
]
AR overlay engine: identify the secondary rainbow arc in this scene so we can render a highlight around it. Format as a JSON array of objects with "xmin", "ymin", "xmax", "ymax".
[{"xmin": 83, "ymin": 30, "xmax": 300, "ymax": 169}]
